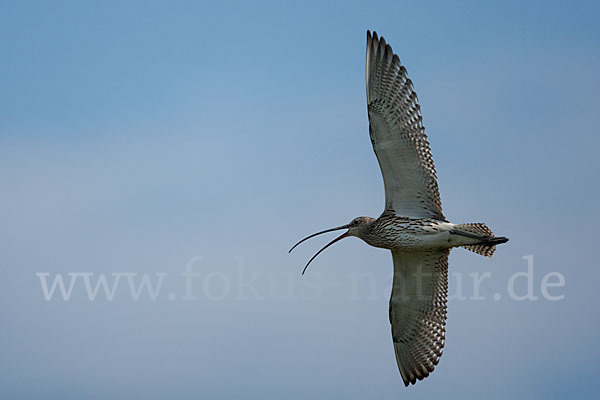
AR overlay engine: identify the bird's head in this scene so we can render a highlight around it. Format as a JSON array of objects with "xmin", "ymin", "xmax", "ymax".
[
  {"xmin": 346, "ymin": 216, "xmax": 376, "ymax": 237},
  {"xmin": 289, "ymin": 216, "xmax": 375, "ymax": 274}
]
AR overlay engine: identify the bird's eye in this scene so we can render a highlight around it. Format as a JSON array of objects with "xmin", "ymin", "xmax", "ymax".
[{"xmin": 353, "ymin": 220, "xmax": 359, "ymax": 226}]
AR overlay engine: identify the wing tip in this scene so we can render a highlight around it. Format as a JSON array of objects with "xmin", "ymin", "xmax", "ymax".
[
  {"xmin": 399, "ymin": 365, "xmax": 435, "ymax": 387},
  {"xmin": 368, "ymin": 30, "xmax": 380, "ymax": 49}
]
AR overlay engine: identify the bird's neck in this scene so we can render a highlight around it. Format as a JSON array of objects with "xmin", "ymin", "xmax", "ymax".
[{"xmin": 356, "ymin": 220, "xmax": 379, "ymax": 246}]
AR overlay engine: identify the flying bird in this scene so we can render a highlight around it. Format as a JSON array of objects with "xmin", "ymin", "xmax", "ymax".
[{"xmin": 290, "ymin": 31, "xmax": 508, "ymax": 386}]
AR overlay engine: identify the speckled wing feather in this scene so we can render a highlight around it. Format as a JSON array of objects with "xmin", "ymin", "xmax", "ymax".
[
  {"xmin": 366, "ymin": 31, "xmax": 445, "ymax": 220},
  {"xmin": 389, "ymin": 249, "xmax": 449, "ymax": 386}
]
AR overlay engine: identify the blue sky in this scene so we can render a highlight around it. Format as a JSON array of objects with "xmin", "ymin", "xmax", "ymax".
[{"xmin": 1, "ymin": 0, "xmax": 599, "ymax": 398}]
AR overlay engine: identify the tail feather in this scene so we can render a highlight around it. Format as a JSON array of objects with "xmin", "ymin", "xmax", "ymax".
[
  {"xmin": 454, "ymin": 223, "xmax": 508, "ymax": 257},
  {"xmin": 462, "ymin": 243, "xmax": 497, "ymax": 257},
  {"xmin": 455, "ymin": 223, "xmax": 493, "ymax": 237}
]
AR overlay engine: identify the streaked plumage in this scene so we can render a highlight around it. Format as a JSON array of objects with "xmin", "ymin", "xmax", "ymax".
[
  {"xmin": 366, "ymin": 32, "xmax": 444, "ymax": 221},
  {"xmin": 290, "ymin": 30, "xmax": 508, "ymax": 387}
]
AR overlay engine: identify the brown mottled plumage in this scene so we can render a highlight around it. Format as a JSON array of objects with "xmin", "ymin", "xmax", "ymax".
[{"xmin": 289, "ymin": 30, "xmax": 508, "ymax": 387}]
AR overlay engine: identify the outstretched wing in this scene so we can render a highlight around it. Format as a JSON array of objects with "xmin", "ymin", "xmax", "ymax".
[
  {"xmin": 366, "ymin": 31, "xmax": 445, "ymax": 220},
  {"xmin": 389, "ymin": 249, "xmax": 449, "ymax": 386}
]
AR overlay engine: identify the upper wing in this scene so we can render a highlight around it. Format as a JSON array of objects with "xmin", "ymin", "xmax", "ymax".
[
  {"xmin": 389, "ymin": 249, "xmax": 449, "ymax": 386},
  {"xmin": 366, "ymin": 31, "xmax": 445, "ymax": 220}
]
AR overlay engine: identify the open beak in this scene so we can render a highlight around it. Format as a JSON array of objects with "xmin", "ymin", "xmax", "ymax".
[{"xmin": 289, "ymin": 224, "xmax": 350, "ymax": 275}]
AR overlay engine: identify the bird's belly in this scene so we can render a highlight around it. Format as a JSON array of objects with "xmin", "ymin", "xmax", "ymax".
[
  {"xmin": 367, "ymin": 221, "xmax": 459, "ymax": 251},
  {"xmin": 391, "ymin": 231, "xmax": 453, "ymax": 250}
]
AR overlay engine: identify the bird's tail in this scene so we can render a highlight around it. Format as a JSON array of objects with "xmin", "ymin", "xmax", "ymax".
[{"xmin": 453, "ymin": 223, "xmax": 509, "ymax": 257}]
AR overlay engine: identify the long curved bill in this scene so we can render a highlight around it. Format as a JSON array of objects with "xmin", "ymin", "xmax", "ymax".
[
  {"xmin": 289, "ymin": 224, "xmax": 349, "ymax": 253},
  {"xmin": 288, "ymin": 224, "xmax": 350, "ymax": 275},
  {"xmin": 300, "ymin": 232, "xmax": 349, "ymax": 275}
]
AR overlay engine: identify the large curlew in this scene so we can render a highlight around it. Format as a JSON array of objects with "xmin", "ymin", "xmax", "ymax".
[{"xmin": 290, "ymin": 30, "xmax": 508, "ymax": 386}]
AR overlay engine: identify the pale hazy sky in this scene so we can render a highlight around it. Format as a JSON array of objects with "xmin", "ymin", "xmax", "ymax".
[{"xmin": 1, "ymin": 0, "xmax": 599, "ymax": 398}]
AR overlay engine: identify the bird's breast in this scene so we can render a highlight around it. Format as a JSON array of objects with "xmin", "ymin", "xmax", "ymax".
[{"xmin": 366, "ymin": 217, "xmax": 454, "ymax": 251}]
